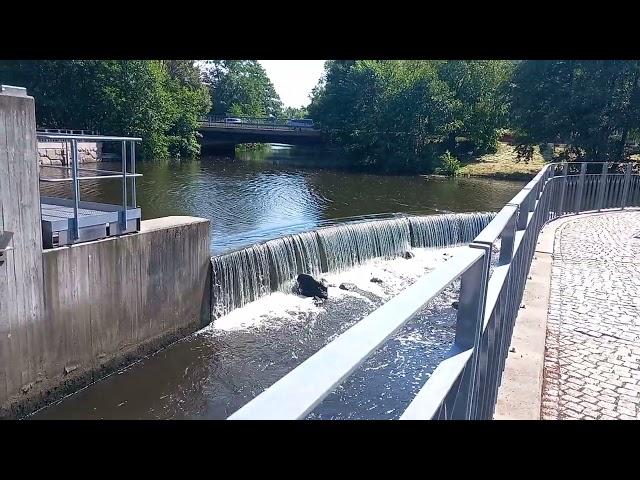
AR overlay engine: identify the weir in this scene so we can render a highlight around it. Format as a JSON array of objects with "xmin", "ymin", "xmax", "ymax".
[{"xmin": 211, "ymin": 212, "xmax": 495, "ymax": 319}]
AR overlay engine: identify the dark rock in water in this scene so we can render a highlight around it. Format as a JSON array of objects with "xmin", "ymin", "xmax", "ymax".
[
  {"xmin": 297, "ymin": 273, "xmax": 328, "ymax": 299},
  {"xmin": 339, "ymin": 282, "xmax": 357, "ymax": 291},
  {"xmin": 403, "ymin": 251, "xmax": 415, "ymax": 259},
  {"xmin": 452, "ymin": 301, "xmax": 459, "ymax": 310},
  {"xmin": 370, "ymin": 277, "xmax": 383, "ymax": 284}
]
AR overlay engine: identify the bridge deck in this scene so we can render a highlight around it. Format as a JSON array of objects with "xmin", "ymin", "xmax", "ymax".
[{"xmin": 41, "ymin": 196, "xmax": 141, "ymax": 248}]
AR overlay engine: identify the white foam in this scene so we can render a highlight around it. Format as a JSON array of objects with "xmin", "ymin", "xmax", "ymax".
[
  {"xmin": 206, "ymin": 246, "xmax": 466, "ymax": 333},
  {"xmin": 322, "ymin": 245, "xmax": 467, "ymax": 300},
  {"xmin": 209, "ymin": 291, "xmax": 324, "ymax": 332}
]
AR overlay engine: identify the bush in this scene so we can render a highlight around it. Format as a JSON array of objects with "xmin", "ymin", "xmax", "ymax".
[{"xmin": 435, "ymin": 151, "xmax": 461, "ymax": 176}]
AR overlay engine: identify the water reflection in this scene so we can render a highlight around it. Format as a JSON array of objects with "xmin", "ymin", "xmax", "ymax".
[{"xmin": 40, "ymin": 145, "xmax": 526, "ymax": 255}]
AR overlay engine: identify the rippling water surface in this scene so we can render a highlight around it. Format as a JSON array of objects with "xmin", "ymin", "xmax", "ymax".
[
  {"xmin": 33, "ymin": 146, "xmax": 524, "ymax": 419},
  {"xmin": 40, "ymin": 146, "xmax": 525, "ymax": 254}
]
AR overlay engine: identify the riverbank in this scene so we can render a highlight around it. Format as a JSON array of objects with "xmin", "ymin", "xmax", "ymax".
[{"xmin": 458, "ymin": 142, "xmax": 547, "ymax": 180}]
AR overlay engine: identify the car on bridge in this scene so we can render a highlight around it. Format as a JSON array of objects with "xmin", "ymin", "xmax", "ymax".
[{"xmin": 224, "ymin": 117, "xmax": 243, "ymax": 125}]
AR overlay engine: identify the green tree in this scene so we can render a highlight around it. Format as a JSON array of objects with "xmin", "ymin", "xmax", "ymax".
[
  {"xmin": 508, "ymin": 60, "xmax": 640, "ymax": 161},
  {"xmin": 0, "ymin": 60, "xmax": 211, "ymax": 159},
  {"xmin": 309, "ymin": 60, "xmax": 513, "ymax": 173},
  {"xmin": 203, "ymin": 60, "xmax": 282, "ymax": 117},
  {"xmin": 280, "ymin": 106, "xmax": 309, "ymax": 119}
]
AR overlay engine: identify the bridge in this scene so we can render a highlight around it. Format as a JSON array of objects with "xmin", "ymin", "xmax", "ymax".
[{"xmin": 198, "ymin": 115, "xmax": 323, "ymax": 153}]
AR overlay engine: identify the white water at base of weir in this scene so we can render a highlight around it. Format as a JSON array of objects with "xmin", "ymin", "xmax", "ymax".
[
  {"xmin": 207, "ymin": 245, "xmax": 467, "ymax": 332},
  {"xmin": 210, "ymin": 212, "xmax": 496, "ymax": 320}
]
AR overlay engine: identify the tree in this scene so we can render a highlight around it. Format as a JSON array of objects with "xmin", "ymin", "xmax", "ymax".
[
  {"xmin": 308, "ymin": 60, "xmax": 513, "ymax": 173},
  {"xmin": 280, "ymin": 106, "xmax": 309, "ymax": 119},
  {"xmin": 202, "ymin": 60, "xmax": 282, "ymax": 117},
  {"xmin": 508, "ymin": 60, "xmax": 640, "ymax": 161},
  {"xmin": 0, "ymin": 60, "xmax": 211, "ymax": 159}
]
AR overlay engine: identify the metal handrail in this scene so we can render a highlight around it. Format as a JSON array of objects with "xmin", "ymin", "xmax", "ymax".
[
  {"xmin": 37, "ymin": 133, "xmax": 142, "ymax": 242},
  {"xmin": 228, "ymin": 161, "xmax": 640, "ymax": 420},
  {"xmin": 200, "ymin": 116, "xmax": 318, "ymax": 131}
]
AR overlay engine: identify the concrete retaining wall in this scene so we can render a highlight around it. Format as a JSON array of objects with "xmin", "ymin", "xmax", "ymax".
[
  {"xmin": 1, "ymin": 216, "xmax": 212, "ymax": 418},
  {"xmin": 0, "ymin": 86, "xmax": 47, "ymax": 418},
  {"xmin": 1, "ymin": 86, "xmax": 213, "ymax": 419},
  {"xmin": 38, "ymin": 141, "xmax": 102, "ymax": 165}
]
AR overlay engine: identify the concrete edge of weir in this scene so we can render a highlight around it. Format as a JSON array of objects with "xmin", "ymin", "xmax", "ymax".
[{"xmin": 494, "ymin": 207, "xmax": 640, "ymax": 420}]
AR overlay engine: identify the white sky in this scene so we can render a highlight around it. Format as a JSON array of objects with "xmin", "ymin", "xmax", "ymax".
[{"xmin": 258, "ymin": 60, "xmax": 325, "ymax": 108}]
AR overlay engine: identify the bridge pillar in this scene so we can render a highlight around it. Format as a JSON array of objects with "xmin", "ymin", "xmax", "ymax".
[{"xmin": 0, "ymin": 85, "xmax": 46, "ymax": 417}]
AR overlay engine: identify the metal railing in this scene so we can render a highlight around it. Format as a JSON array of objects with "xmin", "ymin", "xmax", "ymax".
[
  {"xmin": 37, "ymin": 128, "xmax": 97, "ymax": 140},
  {"xmin": 200, "ymin": 115, "xmax": 317, "ymax": 131},
  {"xmin": 38, "ymin": 133, "xmax": 142, "ymax": 242},
  {"xmin": 228, "ymin": 161, "xmax": 640, "ymax": 420}
]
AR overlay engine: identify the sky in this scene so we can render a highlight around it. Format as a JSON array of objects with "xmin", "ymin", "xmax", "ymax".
[{"xmin": 258, "ymin": 60, "xmax": 325, "ymax": 108}]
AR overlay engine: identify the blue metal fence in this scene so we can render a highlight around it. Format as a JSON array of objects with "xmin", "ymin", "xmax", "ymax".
[{"xmin": 228, "ymin": 161, "xmax": 640, "ymax": 420}]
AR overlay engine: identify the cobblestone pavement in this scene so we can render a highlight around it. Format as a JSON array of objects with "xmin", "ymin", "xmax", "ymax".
[{"xmin": 541, "ymin": 211, "xmax": 640, "ymax": 420}]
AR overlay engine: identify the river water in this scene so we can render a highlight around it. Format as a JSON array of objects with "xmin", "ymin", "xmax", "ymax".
[
  {"xmin": 40, "ymin": 145, "xmax": 524, "ymax": 255},
  {"xmin": 33, "ymin": 146, "xmax": 524, "ymax": 420}
]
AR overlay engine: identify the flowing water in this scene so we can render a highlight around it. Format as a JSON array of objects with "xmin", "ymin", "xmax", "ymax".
[
  {"xmin": 33, "ymin": 146, "xmax": 524, "ymax": 420},
  {"xmin": 39, "ymin": 145, "xmax": 524, "ymax": 255},
  {"xmin": 211, "ymin": 212, "xmax": 494, "ymax": 318}
]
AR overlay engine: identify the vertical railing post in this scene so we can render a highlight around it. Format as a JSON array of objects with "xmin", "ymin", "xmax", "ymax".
[
  {"xmin": 621, "ymin": 163, "xmax": 632, "ymax": 209},
  {"xmin": 516, "ymin": 189, "xmax": 533, "ymax": 230},
  {"xmin": 574, "ymin": 162, "xmax": 587, "ymax": 213},
  {"xmin": 498, "ymin": 208, "xmax": 517, "ymax": 266},
  {"xmin": 557, "ymin": 163, "xmax": 568, "ymax": 216},
  {"xmin": 70, "ymin": 138, "xmax": 80, "ymax": 241},
  {"xmin": 596, "ymin": 162, "xmax": 608, "ymax": 211},
  {"xmin": 451, "ymin": 244, "xmax": 491, "ymax": 419},
  {"xmin": 130, "ymin": 140, "xmax": 137, "ymax": 208},
  {"xmin": 121, "ymin": 140, "xmax": 127, "ymax": 229}
]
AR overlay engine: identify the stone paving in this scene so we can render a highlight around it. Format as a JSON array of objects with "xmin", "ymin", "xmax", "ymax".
[{"xmin": 541, "ymin": 211, "xmax": 640, "ymax": 420}]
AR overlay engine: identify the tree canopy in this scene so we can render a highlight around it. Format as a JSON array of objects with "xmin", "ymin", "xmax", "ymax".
[
  {"xmin": 0, "ymin": 60, "xmax": 211, "ymax": 159},
  {"xmin": 308, "ymin": 60, "xmax": 514, "ymax": 173},
  {"xmin": 2, "ymin": 59, "xmax": 638, "ymax": 171},
  {"xmin": 203, "ymin": 60, "xmax": 282, "ymax": 118},
  {"xmin": 508, "ymin": 60, "xmax": 640, "ymax": 161}
]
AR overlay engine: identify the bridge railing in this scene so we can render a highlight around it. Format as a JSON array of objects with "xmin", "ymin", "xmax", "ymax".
[
  {"xmin": 37, "ymin": 128, "xmax": 97, "ymax": 140},
  {"xmin": 228, "ymin": 161, "xmax": 639, "ymax": 420},
  {"xmin": 200, "ymin": 115, "xmax": 317, "ymax": 131}
]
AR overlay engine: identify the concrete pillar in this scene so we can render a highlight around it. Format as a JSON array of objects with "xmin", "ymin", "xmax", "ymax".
[{"xmin": 0, "ymin": 85, "xmax": 46, "ymax": 416}]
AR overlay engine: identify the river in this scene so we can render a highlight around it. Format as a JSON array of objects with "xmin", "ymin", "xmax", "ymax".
[
  {"xmin": 32, "ymin": 145, "xmax": 525, "ymax": 419},
  {"xmin": 40, "ymin": 145, "xmax": 525, "ymax": 255}
]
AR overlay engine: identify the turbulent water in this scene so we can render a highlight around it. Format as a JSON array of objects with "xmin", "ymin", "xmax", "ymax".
[
  {"xmin": 31, "ymin": 210, "xmax": 499, "ymax": 420},
  {"xmin": 211, "ymin": 212, "xmax": 495, "ymax": 318}
]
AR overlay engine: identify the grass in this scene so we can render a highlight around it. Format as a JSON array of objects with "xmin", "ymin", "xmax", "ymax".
[{"xmin": 458, "ymin": 141, "xmax": 547, "ymax": 180}]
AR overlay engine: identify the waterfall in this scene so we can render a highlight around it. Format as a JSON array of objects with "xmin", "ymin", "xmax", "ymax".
[
  {"xmin": 316, "ymin": 217, "xmax": 411, "ymax": 273},
  {"xmin": 408, "ymin": 212, "xmax": 496, "ymax": 248},
  {"xmin": 211, "ymin": 212, "xmax": 496, "ymax": 319}
]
